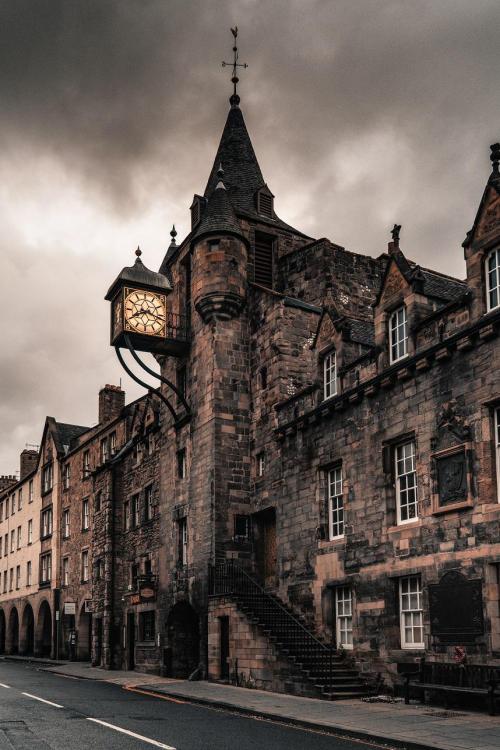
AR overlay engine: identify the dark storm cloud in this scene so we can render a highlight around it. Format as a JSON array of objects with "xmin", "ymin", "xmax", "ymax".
[{"xmin": 1, "ymin": 0, "xmax": 500, "ymax": 471}]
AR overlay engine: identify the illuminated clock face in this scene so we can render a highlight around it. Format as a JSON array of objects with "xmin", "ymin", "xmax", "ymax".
[{"xmin": 124, "ymin": 289, "xmax": 166, "ymax": 336}]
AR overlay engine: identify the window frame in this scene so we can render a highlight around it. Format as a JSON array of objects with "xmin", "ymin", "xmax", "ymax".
[
  {"xmin": 40, "ymin": 552, "xmax": 52, "ymax": 584},
  {"xmin": 82, "ymin": 450, "xmax": 90, "ymax": 479},
  {"xmin": 62, "ymin": 557, "xmax": 69, "ymax": 587},
  {"xmin": 42, "ymin": 462, "xmax": 53, "ymax": 494},
  {"xmin": 486, "ymin": 248, "xmax": 500, "ymax": 312},
  {"xmin": 28, "ymin": 519, "xmax": 33, "ymax": 545},
  {"xmin": 62, "ymin": 508, "xmax": 70, "ymax": 539},
  {"xmin": 28, "ymin": 479, "xmax": 34, "ymax": 503},
  {"xmin": 389, "ymin": 305, "xmax": 408, "ymax": 364},
  {"xmin": 62, "ymin": 463, "xmax": 70, "ymax": 490},
  {"xmin": 327, "ymin": 466, "xmax": 344, "ymax": 540},
  {"xmin": 178, "ymin": 517, "xmax": 188, "ymax": 566},
  {"xmin": 81, "ymin": 549, "xmax": 89, "ymax": 583},
  {"xmin": 26, "ymin": 560, "xmax": 32, "ymax": 587},
  {"xmin": 41, "ymin": 506, "xmax": 53, "ymax": 539},
  {"xmin": 139, "ymin": 610, "xmax": 156, "ymax": 643},
  {"xmin": 323, "ymin": 351, "xmax": 337, "ymax": 400},
  {"xmin": 144, "ymin": 485, "xmax": 154, "ymax": 522},
  {"xmin": 399, "ymin": 575, "xmax": 425, "ymax": 649},
  {"xmin": 395, "ymin": 440, "xmax": 418, "ymax": 525},
  {"xmin": 177, "ymin": 449, "xmax": 186, "ymax": 479},
  {"xmin": 82, "ymin": 497, "xmax": 90, "ymax": 531},
  {"xmin": 335, "ymin": 586, "xmax": 353, "ymax": 649}
]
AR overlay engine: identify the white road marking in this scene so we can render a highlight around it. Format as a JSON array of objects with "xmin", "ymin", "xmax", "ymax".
[
  {"xmin": 87, "ymin": 718, "xmax": 176, "ymax": 749},
  {"xmin": 0, "ymin": 683, "xmax": 10, "ymax": 689},
  {"xmin": 21, "ymin": 692, "xmax": 63, "ymax": 708}
]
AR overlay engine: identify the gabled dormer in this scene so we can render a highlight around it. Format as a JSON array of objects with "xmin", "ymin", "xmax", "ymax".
[
  {"xmin": 312, "ymin": 306, "xmax": 375, "ymax": 400},
  {"xmin": 255, "ymin": 184, "xmax": 275, "ymax": 219},
  {"xmin": 463, "ymin": 143, "xmax": 500, "ymax": 322}
]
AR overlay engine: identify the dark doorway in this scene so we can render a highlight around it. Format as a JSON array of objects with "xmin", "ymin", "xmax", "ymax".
[
  {"xmin": 36, "ymin": 601, "xmax": 52, "ymax": 657},
  {"xmin": 166, "ymin": 601, "xmax": 199, "ymax": 678},
  {"xmin": 127, "ymin": 612, "xmax": 135, "ymax": 670},
  {"xmin": 8, "ymin": 608, "xmax": 19, "ymax": 654},
  {"xmin": 78, "ymin": 605, "xmax": 92, "ymax": 661},
  {"xmin": 0, "ymin": 609, "xmax": 5, "ymax": 654},
  {"xmin": 94, "ymin": 617, "xmax": 103, "ymax": 666},
  {"xmin": 21, "ymin": 604, "xmax": 34, "ymax": 655},
  {"xmin": 253, "ymin": 507, "xmax": 277, "ymax": 587},
  {"xmin": 219, "ymin": 616, "xmax": 230, "ymax": 680}
]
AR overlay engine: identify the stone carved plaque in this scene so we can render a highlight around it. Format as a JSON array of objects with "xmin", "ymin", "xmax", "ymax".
[
  {"xmin": 436, "ymin": 450, "xmax": 467, "ymax": 506},
  {"xmin": 429, "ymin": 571, "xmax": 484, "ymax": 644}
]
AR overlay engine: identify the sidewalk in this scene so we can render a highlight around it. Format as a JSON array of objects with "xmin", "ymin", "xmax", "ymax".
[{"xmin": 5, "ymin": 658, "xmax": 500, "ymax": 750}]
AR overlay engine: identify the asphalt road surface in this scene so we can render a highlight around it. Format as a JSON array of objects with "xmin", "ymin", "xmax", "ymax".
[{"xmin": 0, "ymin": 660, "xmax": 387, "ymax": 750}]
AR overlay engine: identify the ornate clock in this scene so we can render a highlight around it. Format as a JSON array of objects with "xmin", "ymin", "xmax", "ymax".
[{"xmin": 105, "ymin": 248, "xmax": 174, "ymax": 354}]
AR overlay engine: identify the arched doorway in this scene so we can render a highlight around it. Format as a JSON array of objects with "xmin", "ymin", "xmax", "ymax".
[
  {"xmin": 77, "ymin": 603, "xmax": 92, "ymax": 661},
  {"xmin": 0, "ymin": 609, "xmax": 6, "ymax": 654},
  {"xmin": 7, "ymin": 608, "xmax": 19, "ymax": 655},
  {"xmin": 166, "ymin": 601, "xmax": 200, "ymax": 678},
  {"xmin": 36, "ymin": 600, "xmax": 52, "ymax": 657},
  {"xmin": 20, "ymin": 604, "xmax": 35, "ymax": 655}
]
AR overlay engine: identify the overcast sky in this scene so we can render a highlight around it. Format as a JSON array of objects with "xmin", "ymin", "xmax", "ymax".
[{"xmin": 1, "ymin": 0, "xmax": 499, "ymax": 474}]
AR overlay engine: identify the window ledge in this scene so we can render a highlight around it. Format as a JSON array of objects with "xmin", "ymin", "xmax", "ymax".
[
  {"xmin": 432, "ymin": 500, "xmax": 473, "ymax": 516},
  {"xmin": 318, "ymin": 537, "xmax": 346, "ymax": 551}
]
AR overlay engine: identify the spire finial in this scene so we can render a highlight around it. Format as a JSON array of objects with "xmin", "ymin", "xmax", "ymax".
[
  {"xmin": 170, "ymin": 225, "xmax": 177, "ymax": 246},
  {"xmin": 222, "ymin": 26, "xmax": 248, "ymax": 107},
  {"xmin": 490, "ymin": 143, "xmax": 500, "ymax": 176},
  {"xmin": 135, "ymin": 245, "xmax": 142, "ymax": 258}
]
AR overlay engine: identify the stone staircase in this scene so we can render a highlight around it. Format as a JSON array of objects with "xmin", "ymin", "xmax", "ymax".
[{"xmin": 209, "ymin": 560, "xmax": 371, "ymax": 700}]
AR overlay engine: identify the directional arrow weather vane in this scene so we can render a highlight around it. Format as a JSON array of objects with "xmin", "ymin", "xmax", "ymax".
[{"xmin": 222, "ymin": 26, "xmax": 247, "ymax": 106}]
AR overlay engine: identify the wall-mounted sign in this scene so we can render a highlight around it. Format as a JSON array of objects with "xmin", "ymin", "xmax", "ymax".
[
  {"xmin": 84, "ymin": 599, "xmax": 92, "ymax": 613},
  {"xmin": 64, "ymin": 602, "xmax": 76, "ymax": 615}
]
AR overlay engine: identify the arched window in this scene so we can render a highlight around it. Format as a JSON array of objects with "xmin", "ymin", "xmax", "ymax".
[{"xmin": 486, "ymin": 248, "xmax": 500, "ymax": 311}]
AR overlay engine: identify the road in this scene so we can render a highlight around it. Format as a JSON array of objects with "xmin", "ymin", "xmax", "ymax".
[{"xmin": 0, "ymin": 660, "xmax": 386, "ymax": 750}]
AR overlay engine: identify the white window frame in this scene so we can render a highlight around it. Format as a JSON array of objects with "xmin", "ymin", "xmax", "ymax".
[
  {"xmin": 389, "ymin": 306, "xmax": 408, "ymax": 363},
  {"xmin": 82, "ymin": 498, "xmax": 90, "ymax": 530},
  {"xmin": 63, "ymin": 464, "xmax": 70, "ymax": 490},
  {"xmin": 399, "ymin": 575, "xmax": 424, "ymax": 649},
  {"xmin": 486, "ymin": 248, "xmax": 500, "ymax": 312},
  {"xmin": 62, "ymin": 557, "xmax": 69, "ymax": 587},
  {"xmin": 336, "ymin": 587, "xmax": 353, "ymax": 649},
  {"xmin": 83, "ymin": 451, "xmax": 90, "ymax": 478},
  {"xmin": 28, "ymin": 479, "xmax": 33, "ymax": 503},
  {"xmin": 10, "ymin": 530, "xmax": 14, "ymax": 553},
  {"xmin": 395, "ymin": 441, "xmax": 418, "ymax": 525},
  {"xmin": 179, "ymin": 518, "xmax": 188, "ymax": 566},
  {"xmin": 42, "ymin": 463, "xmax": 53, "ymax": 493},
  {"xmin": 62, "ymin": 509, "xmax": 70, "ymax": 538},
  {"xmin": 132, "ymin": 494, "xmax": 140, "ymax": 528},
  {"xmin": 28, "ymin": 519, "xmax": 33, "ymax": 545},
  {"xmin": 145, "ymin": 485, "xmax": 154, "ymax": 521},
  {"xmin": 26, "ymin": 561, "xmax": 32, "ymax": 587},
  {"xmin": 41, "ymin": 553, "xmax": 51, "ymax": 583},
  {"xmin": 495, "ymin": 407, "xmax": 500, "ymax": 503},
  {"xmin": 257, "ymin": 452, "xmax": 266, "ymax": 477},
  {"xmin": 327, "ymin": 467, "xmax": 344, "ymax": 539},
  {"xmin": 18, "ymin": 489, "xmax": 22, "ymax": 511},
  {"xmin": 41, "ymin": 507, "xmax": 53, "ymax": 538},
  {"xmin": 323, "ymin": 351, "xmax": 337, "ymax": 400},
  {"xmin": 16, "ymin": 565, "xmax": 20, "ymax": 589},
  {"xmin": 17, "ymin": 526, "xmax": 21, "ymax": 549},
  {"xmin": 82, "ymin": 550, "xmax": 89, "ymax": 582}
]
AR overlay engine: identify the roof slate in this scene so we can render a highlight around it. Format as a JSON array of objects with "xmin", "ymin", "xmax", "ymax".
[{"xmin": 192, "ymin": 183, "xmax": 246, "ymax": 244}]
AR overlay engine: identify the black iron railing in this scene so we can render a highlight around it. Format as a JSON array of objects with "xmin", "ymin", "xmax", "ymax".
[{"xmin": 209, "ymin": 560, "xmax": 343, "ymax": 694}]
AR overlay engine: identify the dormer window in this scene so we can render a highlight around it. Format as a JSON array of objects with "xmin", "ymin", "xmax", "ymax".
[
  {"xmin": 389, "ymin": 306, "xmax": 408, "ymax": 363},
  {"xmin": 486, "ymin": 248, "xmax": 500, "ymax": 311},
  {"xmin": 257, "ymin": 190, "xmax": 274, "ymax": 218},
  {"xmin": 190, "ymin": 195, "xmax": 206, "ymax": 229},
  {"xmin": 323, "ymin": 351, "xmax": 337, "ymax": 400}
]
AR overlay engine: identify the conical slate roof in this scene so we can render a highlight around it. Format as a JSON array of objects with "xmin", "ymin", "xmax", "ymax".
[
  {"xmin": 204, "ymin": 106, "xmax": 265, "ymax": 216},
  {"xmin": 192, "ymin": 181, "xmax": 246, "ymax": 245}
]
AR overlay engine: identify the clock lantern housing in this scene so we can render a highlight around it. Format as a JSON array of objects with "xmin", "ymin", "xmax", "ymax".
[{"xmin": 105, "ymin": 249, "xmax": 188, "ymax": 356}]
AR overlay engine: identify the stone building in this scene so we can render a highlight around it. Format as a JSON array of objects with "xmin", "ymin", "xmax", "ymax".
[
  {"xmin": 142, "ymin": 92, "xmax": 500, "ymax": 695},
  {"xmin": 1, "ymin": 83, "xmax": 499, "ymax": 698}
]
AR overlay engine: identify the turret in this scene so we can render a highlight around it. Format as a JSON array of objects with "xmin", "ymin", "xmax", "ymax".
[{"xmin": 191, "ymin": 167, "xmax": 248, "ymax": 322}]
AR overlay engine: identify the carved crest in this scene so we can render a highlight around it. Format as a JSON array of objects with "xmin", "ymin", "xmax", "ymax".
[{"xmin": 436, "ymin": 400, "xmax": 471, "ymax": 441}]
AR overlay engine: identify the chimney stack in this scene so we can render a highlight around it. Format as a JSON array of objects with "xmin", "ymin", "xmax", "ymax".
[
  {"xmin": 98, "ymin": 384, "xmax": 125, "ymax": 425},
  {"xmin": 0, "ymin": 475, "xmax": 17, "ymax": 495},
  {"xmin": 20, "ymin": 449, "xmax": 38, "ymax": 480}
]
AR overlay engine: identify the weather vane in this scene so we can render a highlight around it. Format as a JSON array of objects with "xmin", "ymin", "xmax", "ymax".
[{"xmin": 222, "ymin": 27, "xmax": 247, "ymax": 107}]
